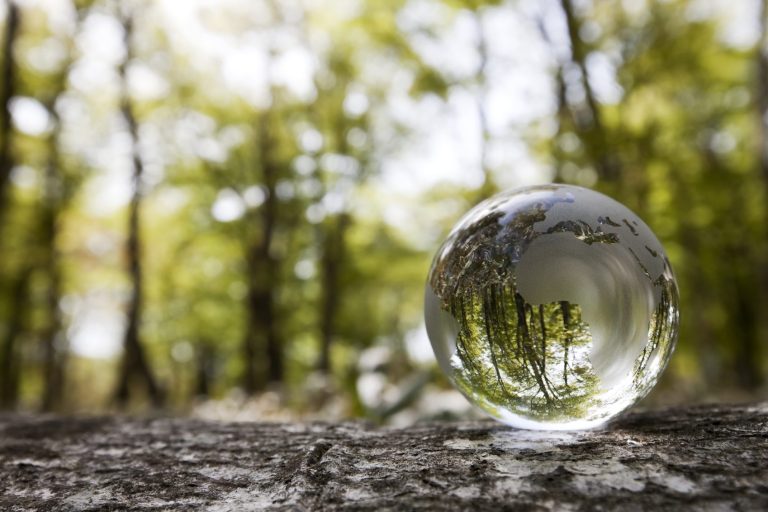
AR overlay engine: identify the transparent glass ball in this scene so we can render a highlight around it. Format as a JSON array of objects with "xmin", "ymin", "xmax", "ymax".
[{"xmin": 425, "ymin": 185, "xmax": 679, "ymax": 430}]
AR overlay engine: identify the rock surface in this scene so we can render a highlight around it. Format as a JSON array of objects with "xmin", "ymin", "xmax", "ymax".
[{"xmin": 1, "ymin": 402, "xmax": 767, "ymax": 511}]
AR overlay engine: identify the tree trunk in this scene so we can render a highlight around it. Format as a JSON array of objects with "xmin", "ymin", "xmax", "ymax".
[
  {"xmin": 39, "ymin": 135, "xmax": 65, "ymax": 412},
  {"xmin": 113, "ymin": 11, "xmax": 162, "ymax": 408},
  {"xmin": 754, "ymin": 0, "xmax": 768, "ymax": 389},
  {"xmin": 317, "ymin": 213, "xmax": 350, "ymax": 374},
  {"xmin": 0, "ymin": 402, "xmax": 766, "ymax": 509},
  {"xmin": 242, "ymin": 114, "xmax": 283, "ymax": 393},
  {"xmin": 0, "ymin": 0, "xmax": 22, "ymax": 412},
  {"xmin": 472, "ymin": 9, "xmax": 495, "ymax": 201},
  {"xmin": 37, "ymin": 55, "xmax": 76, "ymax": 412},
  {"xmin": 758, "ymin": 0, "xmax": 768, "ymax": 185},
  {"xmin": 194, "ymin": 341, "xmax": 214, "ymax": 398},
  {"xmin": 0, "ymin": 0, "xmax": 19, "ymax": 230},
  {"xmin": 732, "ymin": 278, "xmax": 762, "ymax": 389},
  {"xmin": 558, "ymin": 0, "xmax": 621, "ymax": 185},
  {"xmin": 0, "ymin": 265, "xmax": 31, "ymax": 409}
]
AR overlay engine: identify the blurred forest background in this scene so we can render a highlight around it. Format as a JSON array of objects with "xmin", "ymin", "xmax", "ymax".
[{"xmin": 0, "ymin": 0, "xmax": 767, "ymax": 423}]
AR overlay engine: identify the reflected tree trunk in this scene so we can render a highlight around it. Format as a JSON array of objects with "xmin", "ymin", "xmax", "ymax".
[
  {"xmin": 560, "ymin": 301, "xmax": 571, "ymax": 387},
  {"xmin": 513, "ymin": 292, "xmax": 552, "ymax": 403}
]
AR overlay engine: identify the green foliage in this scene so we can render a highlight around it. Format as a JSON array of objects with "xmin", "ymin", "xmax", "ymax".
[{"xmin": 0, "ymin": 0, "xmax": 766, "ymax": 417}]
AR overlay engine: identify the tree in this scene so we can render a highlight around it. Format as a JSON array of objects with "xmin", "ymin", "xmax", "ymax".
[
  {"xmin": 557, "ymin": 0, "xmax": 622, "ymax": 188},
  {"xmin": 0, "ymin": 0, "xmax": 19, "ymax": 229},
  {"xmin": 241, "ymin": 110, "xmax": 285, "ymax": 392},
  {"xmin": 0, "ymin": 0, "xmax": 24, "ymax": 410},
  {"xmin": 113, "ymin": 6, "xmax": 163, "ymax": 408},
  {"xmin": 38, "ymin": 52, "xmax": 68, "ymax": 412}
]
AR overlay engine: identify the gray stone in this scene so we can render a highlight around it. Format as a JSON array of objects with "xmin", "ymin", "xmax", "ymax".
[{"xmin": 1, "ymin": 402, "xmax": 767, "ymax": 510}]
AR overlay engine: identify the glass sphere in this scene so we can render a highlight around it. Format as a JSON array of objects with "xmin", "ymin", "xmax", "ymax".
[{"xmin": 425, "ymin": 184, "xmax": 679, "ymax": 430}]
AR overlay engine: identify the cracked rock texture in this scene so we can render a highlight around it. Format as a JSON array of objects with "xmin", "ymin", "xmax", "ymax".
[{"xmin": 1, "ymin": 403, "xmax": 767, "ymax": 511}]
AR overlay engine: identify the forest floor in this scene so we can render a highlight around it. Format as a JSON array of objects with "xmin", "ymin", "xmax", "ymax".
[{"xmin": 1, "ymin": 402, "xmax": 767, "ymax": 511}]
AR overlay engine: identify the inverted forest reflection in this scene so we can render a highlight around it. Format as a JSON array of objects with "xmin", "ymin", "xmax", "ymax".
[
  {"xmin": 425, "ymin": 186, "xmax": 678, "ymax": 428},
  {"xmin": 0, "ymin": 0, "xmax": 766, "ymax": 423}
]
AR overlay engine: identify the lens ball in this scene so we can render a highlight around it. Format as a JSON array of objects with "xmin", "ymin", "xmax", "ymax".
[{"xmin": 425, "ymin": 185, "xmax": 679, "ymax": 430}]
